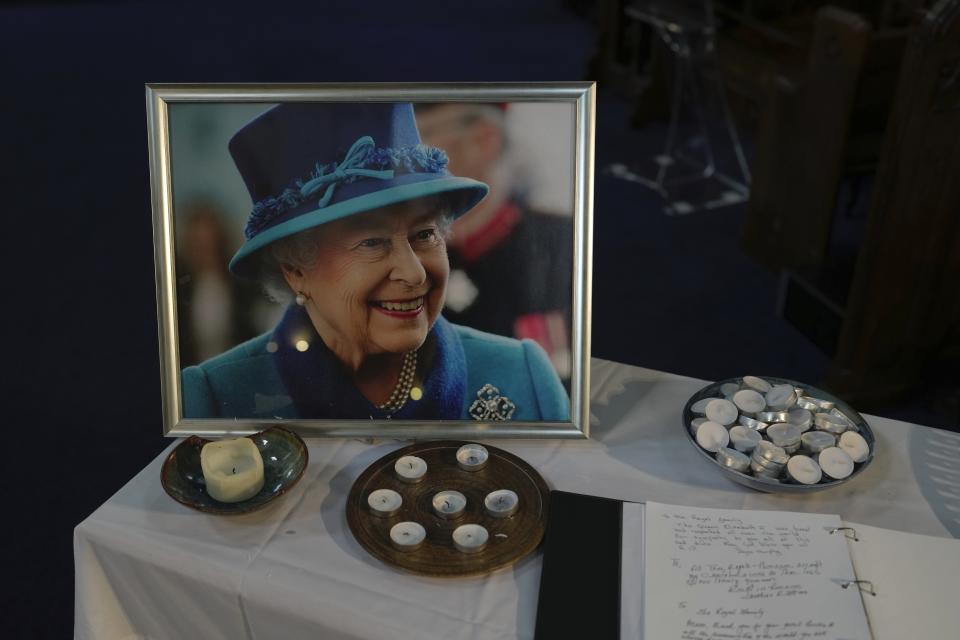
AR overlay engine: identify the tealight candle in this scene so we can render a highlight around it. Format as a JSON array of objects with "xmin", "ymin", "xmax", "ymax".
[
  {"xmin": 690, "ymin": 398, "xmax": 712, "ymax": 415},
  {"xmin": 200, "ymin": 437, "xmax": 264, "ymax": 503},
  {"xmin": 750, "ymin": 441, "xmax": 789, "ymax": 478},
  {"xmin": 720, "ymin": 382, "xmax": 741, "ymax": 398},
  {"xmin": 818, "ymin": 447, "xmax": 854, "ymax": 480},
  {"xmin": 786, "ymin": 408, "xmax": 813, "ymax": 432},
  {"xmin": 767, "ymin": 423, "xmax": 802, "ymax": 454},
  {"xmin": 815, "ymin": 413, "xmax": 849, "ymax": 435},
  {"xmin": 753, "ymin": 441, "xmax": 790, "ymax": 465},
  {"xmin": 765, "ymin": 384, "xmax": 797, "ymax": 410},
  {"xmin": 737, "ymin": 414, "xmax": 768, "ymax": 432},
  {"xmin": 799, "ymin": 395, "xmax": 835, "ymax": 412},
  {"xmin": 452, "ymin": 524, "xmax": 489, "ymax": 554},
  {"xmin": 830, "ymin": 408, "xmax": 859, "ymax": 432},
  {"xmin": 716, "ymin": 447, "xmax": 750, "ymax": 472},
  {"xmin": 729, "ymin": 425, "xmax": 762, "ymax": 452},
  {"xmin": 756, "ymin": 410, "xmax": 790, "ymax": 423},
  {"xmin": 705, "ymin": 398, "xmax": 738, "ymax": 426},
  {"xmin": 732, "ymin": 389, "xmax": 766, "ymax": 414},
  {"xmin": 839, "ymin": 431, "xmax": 870, "ymax": 463},
  {"xmin": 367, "ymin": 489, "xmax": 402, "ymax": 517},
  {"xmin": 432, "ymin": 490, "xmax": 467, "ymax": 519},
  {"xmin": 750, "ymin": 456, "xmax": 784, "ymax": 478},
  {"xmin": 394, "ymin": 455, "xmax": 427, "ymax": 484},
  {"xmin": 695, "ymin": 420, "xmax": 729, "ymax": 452},
  {"xmin": 389, "ymin": 521, "xmax": 426, "ymax": 551},
  {"xmin": 484, "ymin": 489, "xmax": 519, "ymax": 518},
  {"xmin": 742, "ymin": 376, "xmax": 772, "ymax": 393},
  {"xmin": 786, "ymin": 455, "xmax": 822, "ymax": 485},
  {"xmin": 456, "ymin": 444, "xmax": 488, "ymax": 472},
  {"xmin": 801, "ymin": 430, "xmax": 835, "ymax": 454},
  {"xmin": 689, "ymin": 417, "xmax": 707, "ymax": 435}
]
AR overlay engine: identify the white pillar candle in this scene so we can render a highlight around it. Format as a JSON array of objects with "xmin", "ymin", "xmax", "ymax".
[
  {"xmin": 389, "ymin": 522, "xmax": 426, "ymax": 551},
  {"xmin": 818, "ymin": 446, "xmax": 855, "ymax": 480},
  {"xmin": 839, "ymin": 431, "xmax": 870, "ymax": 463},
  {"xmin": 367, "ymin": 489, "xmax": 402, "ymax": 517},
  {"xmin": 456, "ymin": 444, "xmax": 488, "ymax": 472},
  {"xmin": 452, "ymin": 524, "xmax": 489, "ymax": 554},
  {"xmin": 695, "ymin": 420, "xmax": 730, "ymax": 452},
  {"xmin": 484, "ymin": 489, "xmax": 519, "ymax": 518},
  {"xmin": 742, "ymin": 376, "xmax": 772, "ymax": 393},
  {"xmin": 732, "ymin": 389, "xmax": 765, "ymax": 414},
  {"xmin": 394, "ymin": 455, "xmax": 427, "ymax": 483},
  {"xmin": 432, "ymin": 490, "xmax": 467, "ymax": 519},
  {"xmin": 786, "ymin": 455, "xmax": 822, "ymax": 485},
  {"xmin": 705, "ymin": 398, "xmax": 738, "ymax": 426},
  {"xmin": 200, "ymin": 437, "xmax": 264, "ymax": 503}
]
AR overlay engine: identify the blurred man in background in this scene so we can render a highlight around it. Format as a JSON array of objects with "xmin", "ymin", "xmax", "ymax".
[{"xmin": 416, "ymin": 103, "xmax": 573, "ymax": 383}]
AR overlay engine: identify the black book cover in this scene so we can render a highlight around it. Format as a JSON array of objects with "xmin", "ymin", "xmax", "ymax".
[{"xmin": 534, "ymin": 490, "xmax": 624, "ymax": 640}]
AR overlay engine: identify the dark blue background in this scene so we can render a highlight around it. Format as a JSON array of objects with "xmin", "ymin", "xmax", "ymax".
[
  {"xmin": 5, "ymin": 3, "xmax": 955, "ymax": 636},
  {"xmin": 2, "ymin": 3, "xmax": 596, "ymax": 636}
]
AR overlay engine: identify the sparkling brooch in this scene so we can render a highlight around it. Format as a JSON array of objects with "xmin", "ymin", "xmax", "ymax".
[{"xmin": 469, "ymin": 384, "xmax": 516, "ymax": 421}]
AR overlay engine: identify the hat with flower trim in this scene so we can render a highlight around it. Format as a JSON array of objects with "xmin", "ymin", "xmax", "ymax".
[{"xmin": 227, "ymin": 102, "xmax": 489, "ymax": 277}]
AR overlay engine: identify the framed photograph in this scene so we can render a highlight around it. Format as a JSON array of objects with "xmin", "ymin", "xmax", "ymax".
[{"xmin": 146, "ymin": 83, "xmax": 594, "ymax": 439}]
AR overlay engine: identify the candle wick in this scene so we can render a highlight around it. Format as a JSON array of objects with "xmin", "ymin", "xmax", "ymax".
[
  {"xmin": 444, "ymin": 500, "xmax": 450, "ymax": 510},
  {"xmin": 232, "ymin": 467, "xmax": 236, "ymax": 474}
]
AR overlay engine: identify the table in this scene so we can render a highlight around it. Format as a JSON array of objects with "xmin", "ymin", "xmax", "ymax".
[{"xmin": 74, "ymin": 360, "xmax": 960, "ymax": 639}]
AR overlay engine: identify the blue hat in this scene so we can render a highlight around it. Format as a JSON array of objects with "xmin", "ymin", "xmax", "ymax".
[{"xmin": 227, "ymin": 102, "xmax": 489, "ymax": 277}]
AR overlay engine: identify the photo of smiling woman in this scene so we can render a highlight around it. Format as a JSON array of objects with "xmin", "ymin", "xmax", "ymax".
[{"xmin": 179, "ymin": 102, "xmax": 569, "ymax": 422}]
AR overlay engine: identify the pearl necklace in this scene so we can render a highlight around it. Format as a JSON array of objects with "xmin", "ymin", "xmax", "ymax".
[{"xmin": 376, "ymin": 349, "xmax": 418, "ymax": 413}]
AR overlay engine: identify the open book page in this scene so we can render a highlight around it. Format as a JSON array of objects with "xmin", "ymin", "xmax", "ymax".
[
  {"xmin": 621, "ymin": 502, "xmax": 644, "ymax": 640},
  {"xmin": 845, "ymin": 522, "xmax": 960, "ymax": 640},
  {"xmin": 641, "ymin": 502, "xmax": 871, "ymax": 640}
]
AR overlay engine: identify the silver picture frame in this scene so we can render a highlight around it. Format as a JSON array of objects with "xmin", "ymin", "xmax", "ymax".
[{"xmin": 146, "ymin": 82, "xmax": 594, "ymax": 439}]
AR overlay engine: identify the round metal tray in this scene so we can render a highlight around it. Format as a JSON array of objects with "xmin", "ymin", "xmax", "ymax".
[{"xmin": 681, "ymin": 377, "xmax": 875, "ymax": 493}]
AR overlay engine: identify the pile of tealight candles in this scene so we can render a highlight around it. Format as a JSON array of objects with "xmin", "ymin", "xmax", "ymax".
[
  {"xmin": 688, "ymin": 376, "xmax": 871, "ymax": 485},
  {"xmin": 365, "ymin": 444, "xmax": 520, "ymax": 553}
]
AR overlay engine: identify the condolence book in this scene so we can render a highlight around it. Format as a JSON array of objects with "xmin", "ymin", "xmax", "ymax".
[
  {"xmin": 621, "ymin": 501, "xmax": 960, "ymax": 640},
  {"xmin": 534, "ymin": 493, "xmax": 959, "ymax": 640}
]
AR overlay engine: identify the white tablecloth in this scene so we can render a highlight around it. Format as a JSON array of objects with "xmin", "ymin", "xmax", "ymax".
[{"xmin": 74, "ymin": 360, "xmax": 960, "ymax": 639}]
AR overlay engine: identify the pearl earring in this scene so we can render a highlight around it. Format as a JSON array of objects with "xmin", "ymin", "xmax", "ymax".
[{"xmin": 295, "ymin": 292, "xmax": 308, "ymax": 306}]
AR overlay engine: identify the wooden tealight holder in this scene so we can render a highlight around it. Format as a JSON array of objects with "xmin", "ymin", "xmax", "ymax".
[{"xmin": 346, "ymin": 440, "xmax": 549, "ymax": 577}]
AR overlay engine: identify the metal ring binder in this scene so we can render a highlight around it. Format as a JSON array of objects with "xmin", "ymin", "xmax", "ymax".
[
  {"xmin": 830, "ymin": 526, "xmax": 859, "ymax": 541},
  {"xmin": 841, "ymin": 579, "xmax": 877, "ymax": 596}
]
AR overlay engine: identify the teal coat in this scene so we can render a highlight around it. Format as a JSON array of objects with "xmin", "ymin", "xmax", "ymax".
[{"xmin": 182, "ymin": 306, "xmax": 569, "ymax": 422}]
